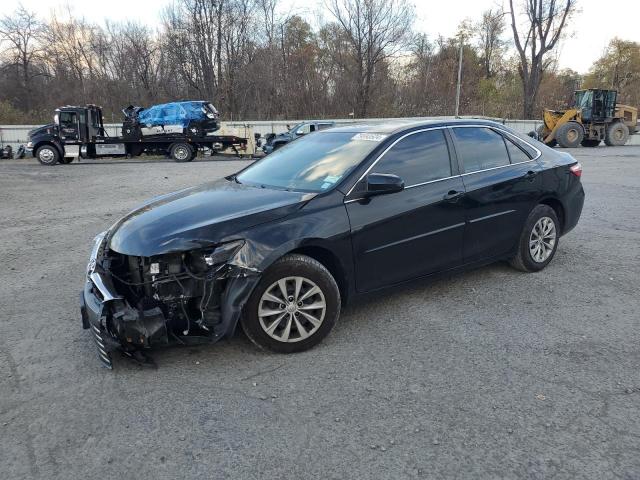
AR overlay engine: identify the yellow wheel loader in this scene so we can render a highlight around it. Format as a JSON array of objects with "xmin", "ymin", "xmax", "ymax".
[{"xmin": 536, "ymin": 89, "xmax": 638, "ymax": 148}]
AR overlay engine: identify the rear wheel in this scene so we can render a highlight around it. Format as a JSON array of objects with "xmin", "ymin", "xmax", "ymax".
[
  {"xmin": 581, "ymin": 139, "xmax": 600, "ymax": 147},
  {"xmin": 556, "ymin": 121, "xmax": 584, "ymax": 148},
  {"xmin": 604, "ymin": 122, "xmax": 629, "ymax": 146},
  {"xmin": 241, "ymin": 254, "xmax": 341, "ymax": 353},
  {"xmin": 36, "ymin": 145, "xmax": 60, "ymax": 166},
  {"xmin": 170, "ymin": 143, "xmax": 193, "ymax": 162},
  {"xmin": 510, "ymin": 205, "xmax": 560, "ymax": 272}
]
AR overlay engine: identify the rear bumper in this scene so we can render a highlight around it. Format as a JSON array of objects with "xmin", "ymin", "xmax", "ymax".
[{"xmin": 562, "ymin": 184, "xmax": 585, "ymax": 235}]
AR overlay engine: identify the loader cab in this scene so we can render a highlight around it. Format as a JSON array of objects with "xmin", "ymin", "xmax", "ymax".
[
  {"xmin": 575, "ymin": 89, "xmax": 617, "ymax": 123},
  {"xmin": 54, "ymin": 105, "xmax": 105, "ymax": 143}
]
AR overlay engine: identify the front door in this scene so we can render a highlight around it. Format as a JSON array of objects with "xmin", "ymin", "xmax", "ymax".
[
  {"xmin": 58, "ymin": 111, "xmax": 79, "ymax": 142},
  {"xmin": 449, "ymin": 126, "xmax": 542, "ymax": 261},
  {"xmin": 346, "ymin": 129, "xmax": 467, "ymax": 292}
]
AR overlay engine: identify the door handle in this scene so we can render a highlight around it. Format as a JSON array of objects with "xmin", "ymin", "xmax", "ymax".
[
  {"xmin": 524, "ymin": 170, "xmax": 538, "ymax": 180},
  {"xmin": 443, "ymin": 190, "xmax": 464, "ymax": 202}
]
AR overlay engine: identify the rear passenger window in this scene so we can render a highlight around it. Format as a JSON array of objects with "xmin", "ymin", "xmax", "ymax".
[
  {"xmin": 374, "ymin": 130, "xmax": 451, "ymax": 184},
  {"xmin": 452, "ymin": 127, "xmax": 510, "ymax": 173},
  {"xmin": 504, "ymin": 137, "xmax": 531, "ymax": 163},
  {"xmin": 318, "ymin": 123, "xmax": 333, "ymax": 131}
]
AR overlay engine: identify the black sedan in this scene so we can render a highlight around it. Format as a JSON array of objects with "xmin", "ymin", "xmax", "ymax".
[{"xmin": 81, "ymin": 119, "xmax": 584, "ymax": 367}]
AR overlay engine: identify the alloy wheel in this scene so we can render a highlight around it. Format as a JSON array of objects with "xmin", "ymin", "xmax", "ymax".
[
  {"xmin": 258, "ymin": 276, "xmax": 326, "ymax": 343},
  {"xmin": 529, "ymin": 216, "xmax": 556, "ymax": 263}
]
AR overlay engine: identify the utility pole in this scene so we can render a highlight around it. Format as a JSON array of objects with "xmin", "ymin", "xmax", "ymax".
[{"xmin": 455, "ymin": 33, "xmax": 464, "ymax": 117}]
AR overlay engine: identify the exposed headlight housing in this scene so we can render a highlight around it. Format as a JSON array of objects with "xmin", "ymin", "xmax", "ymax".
[{"xmin": 203, "ymin": 240, "xmax": 245, "ymax": 267}]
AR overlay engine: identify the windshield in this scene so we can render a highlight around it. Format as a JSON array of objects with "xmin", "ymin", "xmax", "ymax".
[
  {"xmin": 236, "ymin": 132, "xmax": 385, "ymax": 193},
  {"xmin": 288, "ymin": 123, "xmax": 304, "ymax": 134},
  {"xmin": 576, "ymin": 90, "xmax": 593, "ymax": 110}
]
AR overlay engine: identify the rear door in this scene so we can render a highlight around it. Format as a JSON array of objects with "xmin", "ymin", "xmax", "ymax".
[
  {"xmin": 346, "ymin": 128, "xmax": 466, "ymax": 292},
  {"xmin": 449, "ymin": 126, "xmax": 542, "ymax": 261}
]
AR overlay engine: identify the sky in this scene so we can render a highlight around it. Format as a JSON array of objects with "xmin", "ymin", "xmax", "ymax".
[{"xmin": 6, "ymin": 0, "xmax": 640, "ymax": 74}]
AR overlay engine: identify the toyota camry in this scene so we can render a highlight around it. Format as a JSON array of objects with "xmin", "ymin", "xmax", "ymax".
[{"xmin": 80, "ymin": 119, "xmax": 584, "ymax": 368}]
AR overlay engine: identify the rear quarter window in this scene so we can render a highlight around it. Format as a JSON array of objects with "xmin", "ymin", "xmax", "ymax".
[{"xmin": 504, "ymin": 137, "xmax": 532, "ymax": 163}]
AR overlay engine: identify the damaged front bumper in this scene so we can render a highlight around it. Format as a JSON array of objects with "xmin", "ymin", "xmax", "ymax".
[{"xmin": 80, "ymin": 233, "xmax": 261, "ymax": 369}]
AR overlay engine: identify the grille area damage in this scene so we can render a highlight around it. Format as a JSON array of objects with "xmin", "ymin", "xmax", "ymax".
[{"xmin": 83, "ymin": 234, "xmax": 260, "ymax": 368}]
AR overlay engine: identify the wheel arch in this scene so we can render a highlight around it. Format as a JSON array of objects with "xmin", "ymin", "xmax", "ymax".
[
  {"xmin": 34, "ymin": 140, "xmax": 64, "ymax": 158},
  {"xmin": 538, "ymin": 196, "xmax": 566, "ymax": 234},
  {"xmin": 288, "ymin": 245, "xmax": 350, "ymax": 305}
]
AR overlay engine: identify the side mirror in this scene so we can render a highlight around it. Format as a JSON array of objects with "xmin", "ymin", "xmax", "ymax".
[{"xmin": 366, "ymin": 173, "xmax": 404, "ymax": 196}]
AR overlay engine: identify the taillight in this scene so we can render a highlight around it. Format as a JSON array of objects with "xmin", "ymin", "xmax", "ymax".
[{"xmin": 569, "ymin": 162, "xmax": 582, "ymax": 177}]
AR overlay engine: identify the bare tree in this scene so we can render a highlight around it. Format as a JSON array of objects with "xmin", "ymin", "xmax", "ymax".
[
  {"xmin": 476, "ymin": 8, "xmax": 506, "ymax": 79},
  {"xmin": 326, "ymin": 0, "xmax": 414, "ymax": 117},
  {"xmin": 509, "ymin": 0, "xmax": 576, "ymax": 118},
  {"xmin": 0, "ymin": 5, "xmax": 44, "ymax": 111}
]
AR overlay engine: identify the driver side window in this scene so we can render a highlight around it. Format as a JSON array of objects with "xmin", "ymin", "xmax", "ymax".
[
  {"xmin": 59, "ymin": 112, "xmax": 76, "ymax": 127},
  {"xmin": 373, "ymin": 130, "xmax": 452, "ymax": 185}
]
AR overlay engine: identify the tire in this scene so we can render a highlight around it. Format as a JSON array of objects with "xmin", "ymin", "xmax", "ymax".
[
  {"xmin": 581, "ymin": 139, "xmax": 600, "ymax": 147},
  {"xmin": 537, "ymin": 125, "xmax": 556, "ymax": 147},
  {"xmin": 189, "ymin": 149, "xmax": 198, "ymax": 162},
  {"xmin": 170, "ymin": 143, "xmax": 193, "ymax": 162},
  {"xmin": 510, "ymin": 205, "xmax": 560, "ymax": 273},
  {"xmin": 36, "ymin": 145, "xmax": 60, "ymax": 166},
  {"xmin": 555, "ymin": 121, "xmax": 584, "ymax": 148},
  {"xmin": 604, "ymin": 122, "xmax": 629, "ymax": 146},
  {"xmin": 241, "ymin": 254, "xmax": 341, "ymax": 353}
]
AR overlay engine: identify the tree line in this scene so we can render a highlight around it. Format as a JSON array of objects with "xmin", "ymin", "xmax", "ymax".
[{"xmin": 0, "ymin": 0, "xmax": 637, "ymax": 124}]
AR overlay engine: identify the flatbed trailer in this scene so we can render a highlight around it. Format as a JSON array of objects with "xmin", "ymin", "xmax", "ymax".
[{"xmin": 27, "ymin": 104, "xmax": 259, "ymax": 165}]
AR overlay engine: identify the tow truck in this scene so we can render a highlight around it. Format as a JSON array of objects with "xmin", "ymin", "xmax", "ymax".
[{"xmin": 27, "ymin": 104, "xmax": 259, "ymax": 165}]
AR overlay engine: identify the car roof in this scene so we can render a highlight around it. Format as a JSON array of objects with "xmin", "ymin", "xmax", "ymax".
[{"xmin": 326, "ymin": 118, "xmax": 508, "ymax": 135}]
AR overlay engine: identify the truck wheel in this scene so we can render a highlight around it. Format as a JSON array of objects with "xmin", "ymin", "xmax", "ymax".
[
  {"xmin": 36, "ymin": 145, "xmax": 60, "ymax": 166},
  {"xmin": 189, "ymin": 149, "xmax": 198, "ymax": 162},
  {"xmin": 581, "ymin": 139, "xmax": 600, "ymax": 147},
  {"xmin": 170, "ymin": 143, "xmax": 193, "ymax": 162},
  {"xmin": 604, "ymin": 122, "xmax": 629, "ymax": 146},
  {"xmin": 536, "ymin": 125, "xmax": 556, "ymax": 147},
  {"xmin": 556, "ymin": 121, "xmax": 584, "ymax": 148}
]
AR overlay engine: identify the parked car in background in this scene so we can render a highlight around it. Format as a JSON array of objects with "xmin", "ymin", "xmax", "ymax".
[
  {"xmin": 262, "ymin": 120, "xmax": 336, "ymax": 154},
  {"xmin": 81, "ymin": 119, "xmax": 584, "ymax": 368}
]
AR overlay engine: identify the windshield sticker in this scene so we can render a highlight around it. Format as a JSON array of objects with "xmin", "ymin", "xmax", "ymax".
[{"xmin": 352, "ymin": 133, "xmax": 387, "ymax": 142}]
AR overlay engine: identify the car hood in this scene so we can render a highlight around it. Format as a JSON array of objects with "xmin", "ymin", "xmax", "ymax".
[
  {"xmin": 107, "ymin": 178, "xmax": 315, "ymax": 256},
  {"xmin": 29, "ymin": 123, "xmax": 54, "ymax": 138}
]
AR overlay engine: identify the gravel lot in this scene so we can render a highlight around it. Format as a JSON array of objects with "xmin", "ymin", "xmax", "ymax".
[{"xmin": 1, "ymin": 147, "xmax": 639, "ymax": 479}]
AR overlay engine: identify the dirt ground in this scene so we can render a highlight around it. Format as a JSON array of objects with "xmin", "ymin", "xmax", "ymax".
[{"xmin": 1, "ymin": 147, "xmax": 639, "ymax": 479}]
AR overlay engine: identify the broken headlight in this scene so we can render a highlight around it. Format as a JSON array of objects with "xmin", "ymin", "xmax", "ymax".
[
  {"xmin": 87, "ymin": 231, "xmax": 107, "ymax": 276},
  {"xmin": 203, "ymin": 240, "xmax": 245, "ymax": 266}
]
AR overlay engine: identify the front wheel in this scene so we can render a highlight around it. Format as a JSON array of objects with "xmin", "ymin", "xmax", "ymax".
[
  {"xmin": 241, "ymin": 254, "xmax": 341, "ymax": 353},
  {"xmin": 510, "ymin": 205, "xmax": 560, "ymax": 272},
  {"xmin": 36, "ymin": 145, "xmax": 60, "ymax": 166},
  {"xmin": 556, "ymin": 121, "xmax": 584, "ymax": 148}
]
